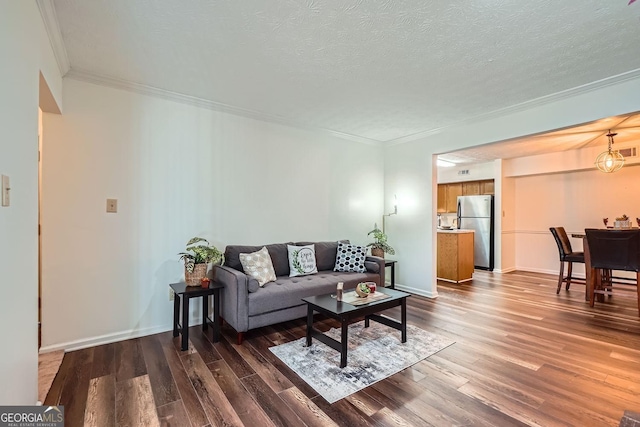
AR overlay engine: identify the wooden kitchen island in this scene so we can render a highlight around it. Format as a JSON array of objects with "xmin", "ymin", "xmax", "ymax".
[{"xmin": 437, "ymin": 229, "xmax": 474, "ymax": 283}]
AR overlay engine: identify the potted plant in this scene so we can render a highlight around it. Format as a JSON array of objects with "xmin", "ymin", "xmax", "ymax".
[
  {"xmin": 367, "ymin": 225, "xmax": 395, "ymax": 258},
  {"xmin": 178, "ymin": 237, "xmax": 224, "ymax": 286},
  {"xmin": 614, "ymin": 214, "xmax": 631, "ymax": 229}
]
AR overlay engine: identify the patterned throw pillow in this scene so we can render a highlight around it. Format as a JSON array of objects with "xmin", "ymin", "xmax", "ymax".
[
  {"xmin": 239, "ymin": 246, "xmax": 277, "ymax": 286},
  {"xmin": 334, "ymin": 242, "xmax": 367, "ymax": 273},
  {"xmin": 287, "ymin": 244, "xmax": 318, "ymax": 277}
]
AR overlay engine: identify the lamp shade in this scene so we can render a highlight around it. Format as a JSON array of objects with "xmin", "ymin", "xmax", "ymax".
[
  {"xmin": 595, "ymin": 150, "xmax": 624, "ymax": 173},
  {"xmin": 595, "ymin": 130, "xmax": 625, "ymax": 173}
]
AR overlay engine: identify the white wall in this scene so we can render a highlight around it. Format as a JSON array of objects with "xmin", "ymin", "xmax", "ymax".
[
  {"xmin": 499, "ymin": 173, "xmax": 517, "ymax": 273},
  {"xmin": 384, "ymin": 141, "xmax": 438, "ymax": 297},
  {"xmin": 384, "ymin": 75, "xmax": 640, "ymax": 297},
  {"xmin": 40, "ymin": 78, "xmax": 384, "ymax": 351},
  {"xmin": 0, "ymin": 1, "xmax": 62, "ymax": 405},
  {"xmin": 512, "ymin": 162, "xmax": 640, "ymax": 275}
]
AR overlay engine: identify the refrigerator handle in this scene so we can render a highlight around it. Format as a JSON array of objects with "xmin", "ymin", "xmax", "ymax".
[{"xmin": 456, "ymin": 199, "xmax": 461, "ymax": 229}]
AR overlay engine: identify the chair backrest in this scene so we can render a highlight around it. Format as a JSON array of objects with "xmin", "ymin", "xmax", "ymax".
[
  {"xmin": 585, "ymin": 228, "xmax": 640, "ymax": 272},
  {"xmin": 550, "ymin": 227, "xmax": 573, "ymax": 260}
]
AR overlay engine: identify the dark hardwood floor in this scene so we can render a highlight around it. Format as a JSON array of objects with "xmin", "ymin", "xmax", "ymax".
[{"xmin": 45, "ymin": 271, "xmax": 640, "ymax": 426}]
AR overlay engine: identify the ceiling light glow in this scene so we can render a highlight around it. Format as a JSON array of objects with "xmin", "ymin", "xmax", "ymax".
[
  {"xmin": 595, "ymin": 130, "xmax": 624, "ymax": 173},
  {"xmin": 437, "ymin": 159, "xmax": 456, "ymax": 167}
]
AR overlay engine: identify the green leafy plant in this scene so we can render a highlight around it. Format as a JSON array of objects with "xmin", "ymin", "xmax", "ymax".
[
  {"xmin": 367, "ymin": 225, "xmax": 395, "ymax": 255},
  {"xmin": 356, "ymin": 282, "xmax": 371, "ymax": 297},
  {"xmin": 178, "ymin": 237, "xmax": 224, "ymax": 273},
  {"xmin": 291, "ymin": 250, "xmax": 303, "ymax": 274}
]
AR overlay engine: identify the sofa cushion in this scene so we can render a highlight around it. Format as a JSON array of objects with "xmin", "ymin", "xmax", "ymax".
[
  {"xmin": 334, "ymin": 242, "xmax": 367, "ymax": 273},
  {"xmin": 247, "ymin": 271, "xmax": 380, "ymax": 316},
  {"xmin": 287, "ymin": 244, "xmax": 318, "ymax": 277},
  {"xmin": 239, "ymin": 247, "xmax": 277, "ymax": 286},
  {"xmin": 224, "ymin": 242, "xmax": 292, "ymax": 276},
  {"xmin": 294, "ymin": 240, "xmax": 349, "ymax": 271}
]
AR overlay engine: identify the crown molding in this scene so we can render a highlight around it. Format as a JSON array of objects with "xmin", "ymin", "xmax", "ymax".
[
  {"xmin": 385, "ymin": 67, "xmax": 640, "ymax": 147},
  {"xmin": 64, "ymin": 69, "xmax": 383, "ymax": 147},
  {"xmin": 37, "ymin": 0, "xmax": 71, "ymax": 76},
  {"xmin": 63, "ymin": 64, "xmax": 640, "ymax": 149}
]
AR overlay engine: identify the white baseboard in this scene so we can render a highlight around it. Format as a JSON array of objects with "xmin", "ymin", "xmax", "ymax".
[
  {"xmin": 493, "ymin": 267, "xmax": 517, "ymax": 273},
  {"xmin": 395, "ymin": 283, "xmax": 438, "ymax": 299},
  {"xmin": 39, "ymin": 324, "xmax": 173, "ymax": 353},
  {"xmin": 39, "ymin": 282, "xmax": 443, "ymax": 353}
]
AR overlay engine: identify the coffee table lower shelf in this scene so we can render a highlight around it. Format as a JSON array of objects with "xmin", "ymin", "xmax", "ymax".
[{"xmin": 303, "ymin": 288, "xmax": 409, "ymax": 368}]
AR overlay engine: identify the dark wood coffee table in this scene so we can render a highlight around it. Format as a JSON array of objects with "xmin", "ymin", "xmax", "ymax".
[{"xmin": 302, "ymin": 288, "xmax": 410, "ymax": 368}]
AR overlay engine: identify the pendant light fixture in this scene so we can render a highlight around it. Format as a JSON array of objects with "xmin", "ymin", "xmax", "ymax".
[{"xmin": 595, "ymin": 130, "xmax": 624, "ymax": 173}]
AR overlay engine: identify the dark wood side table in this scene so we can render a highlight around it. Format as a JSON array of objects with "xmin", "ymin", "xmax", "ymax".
[
  {"xmin": 384, "ymin": 260, "xmax": 397, "ymax": 289},
  {"xmin": 170, "ymin": 281, "xmax": 223, "ymax": 351}
]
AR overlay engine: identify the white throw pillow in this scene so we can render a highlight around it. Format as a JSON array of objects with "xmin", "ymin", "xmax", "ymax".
[
  {"xmin": 287, "ymin": 244, "xmax": 318, "ymax": 277},
  {"xmin": 239, "ymin": 246, "xmax": 276, "ymax": 286}
]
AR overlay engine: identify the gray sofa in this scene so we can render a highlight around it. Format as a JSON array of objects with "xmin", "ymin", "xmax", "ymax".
[{"xmin": 213, "ymin": 241, "xmax": 385, "ymax": 344}]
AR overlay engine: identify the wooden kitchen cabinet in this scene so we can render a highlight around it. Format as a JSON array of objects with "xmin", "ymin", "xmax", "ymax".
[
  {"xmin": 437, "ymin": 230, "xmax": 474, "ymax": 283},
  {"xmin": 462, "ymin": 181, "xmax": 480, "ymax": 196},
  {"xmin": 479, "ymin": 179, "xmax": 494, "ymax": 195},
  {"xmin": 437, "ymin": 184, "xmax": 447, "ymax": 213},
  {"xmin": 445, "ymin": 183, "xmax": 462, "ymax": 213},
  {"xmin": 437, "ymin": 180, "xmax": 494, "ymax": 213}
]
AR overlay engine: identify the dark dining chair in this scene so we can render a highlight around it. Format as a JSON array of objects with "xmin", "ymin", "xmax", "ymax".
[
  {"xmin": 585, "ymin": 228, "xmax": 640, "ymax": 316},
  {"xmin": 550, "ymin": 227, "xmax": 585, "ymax": 294}
]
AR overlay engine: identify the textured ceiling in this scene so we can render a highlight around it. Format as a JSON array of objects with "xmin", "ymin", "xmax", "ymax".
[{"xmin": 52, "ymin": 0, "xmax": 640, "ymax": 143}]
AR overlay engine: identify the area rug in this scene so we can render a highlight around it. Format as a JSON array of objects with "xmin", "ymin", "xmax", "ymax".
[{"xmin": 269, "ymin": 322, "xmax": 455, "ymax": 403}]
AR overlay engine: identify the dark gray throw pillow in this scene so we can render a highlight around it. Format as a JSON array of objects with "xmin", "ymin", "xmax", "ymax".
[
  {"xmin": 364, "ymin": 260, "xmax": 380, "ymax": 273},
  {"xmin": 247, "ymin": 277, "xmax": 260, "ymax": 293}
]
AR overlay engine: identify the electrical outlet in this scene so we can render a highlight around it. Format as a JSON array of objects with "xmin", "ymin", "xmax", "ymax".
[
  {"xmin": 169, "ymin": 288, "xmax": 174, "ymax": 301},
  {"xmin": 106, "ymin": 198, "xmax": 118, "ymax": 213}
]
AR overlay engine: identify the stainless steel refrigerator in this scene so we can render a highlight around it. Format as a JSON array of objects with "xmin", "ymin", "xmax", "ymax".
[{"xmin": 457, "ymin": 195, "xmax": 494, "ymax": 271}]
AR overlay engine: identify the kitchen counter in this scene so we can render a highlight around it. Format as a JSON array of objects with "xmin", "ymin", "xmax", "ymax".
[
  {"xmin": 437, "ymin": 230, "xmax": 474, "ymax": 283},
  {"xmin": 437, "ymin": 228, "xmax": 474, "ymax": 234}
]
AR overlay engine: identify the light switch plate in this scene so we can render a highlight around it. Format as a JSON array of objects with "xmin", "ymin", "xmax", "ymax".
[
  {"xmin": 1, "ymin": 175, "xmax": 9, "ymax": 207},
  {"xmin": 106, "ymin": 198, "xmax": 118, "ymax": 213}
]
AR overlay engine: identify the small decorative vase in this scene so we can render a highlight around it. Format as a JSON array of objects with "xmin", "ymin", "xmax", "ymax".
[
  {"xmin": 371, "ymin": 248, "xmax": 384, "ymax": 258},
  {"xmin": 185, "ymin": 263, "xmax": 208, "ymax": 286},
  {"xmin": 614, "ymin": 220, "xmax": 631, "ymax": 229}
]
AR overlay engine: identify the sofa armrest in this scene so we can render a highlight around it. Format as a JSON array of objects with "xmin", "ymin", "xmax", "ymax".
[
  {"xmin": 214, "ymin": 265, "xmax": 250, "ymax": 333},
  {"xmin": 366, "ymin": 256, "xmax": 385, "ymax": 286}
]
